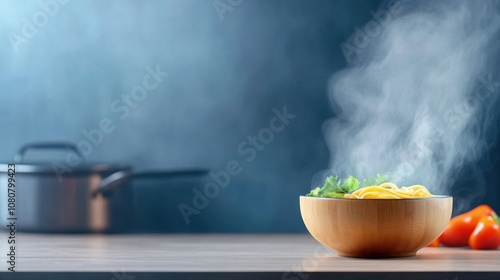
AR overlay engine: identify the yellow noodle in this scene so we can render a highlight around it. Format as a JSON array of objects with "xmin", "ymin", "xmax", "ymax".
[{"xmin": 345, "ymin": 183, "xmax": 434, "ymax": 199}]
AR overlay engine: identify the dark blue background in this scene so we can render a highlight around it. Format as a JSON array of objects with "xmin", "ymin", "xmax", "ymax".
[{"xmin": 1, "ymin": 0, "xmax": 499, "ymax": 233}]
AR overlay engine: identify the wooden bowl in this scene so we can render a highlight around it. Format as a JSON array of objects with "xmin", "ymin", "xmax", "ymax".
[{"xmin": 300, "ymin": 196, "xmax": 452, "ymax": 258}]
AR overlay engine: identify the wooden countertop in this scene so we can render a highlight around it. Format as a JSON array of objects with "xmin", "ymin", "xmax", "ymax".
[{"xmin": 3, "ymin": 234, "xmax": 499, "ymax": 273}]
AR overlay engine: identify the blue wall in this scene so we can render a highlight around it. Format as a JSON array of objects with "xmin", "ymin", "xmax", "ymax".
[{"xmin": 1, "ymin": 0, "xmax": 388, "ymax": 232}]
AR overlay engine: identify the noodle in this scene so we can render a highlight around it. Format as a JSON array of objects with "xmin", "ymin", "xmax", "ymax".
[{"xmin": 345, "ymin": 182, "xmax": 434, "ymax": 199}]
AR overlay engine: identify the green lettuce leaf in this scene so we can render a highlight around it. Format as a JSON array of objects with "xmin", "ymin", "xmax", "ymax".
[
  {"xmin": 363, "ymin": 173, "xmax": 390, "ymax": 187},
  {"xmin": 340, "ymin": 175, "xmax": 360, "ymax": 193},
  {"xmin": 307, "ymin": 174, "xmax": 389, "ymax": 198},
  {"xmin": 307, "ymin": 175, "xmax": 360, "ymax": 198}
]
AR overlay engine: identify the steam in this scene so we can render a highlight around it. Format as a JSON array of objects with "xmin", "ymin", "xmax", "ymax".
[{"xmin": 320, "ymin": 0, "xmax": 500, "ymax": 200}]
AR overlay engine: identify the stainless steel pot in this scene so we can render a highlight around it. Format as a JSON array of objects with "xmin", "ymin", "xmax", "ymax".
[{"xmin": 0, "ymin": 142, "xmax": 207, "ymax": 233}]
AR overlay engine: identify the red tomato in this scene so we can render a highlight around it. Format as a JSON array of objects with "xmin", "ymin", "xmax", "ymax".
[
  {"xmin": 439, "ymin": 205, "xmax": 495, "ymax": 247},
  {"xmin": 426, "ymin": 238, "xmax": 440, "ymax": 247},
  {"xmin": 468, "ymin": 215, "xmax": 500, "ymax": 250}
]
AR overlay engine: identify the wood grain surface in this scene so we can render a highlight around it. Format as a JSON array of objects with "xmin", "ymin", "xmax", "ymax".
[{"xmin": 5, "ymin": 234, "xmax": 500, "ymax": 272}]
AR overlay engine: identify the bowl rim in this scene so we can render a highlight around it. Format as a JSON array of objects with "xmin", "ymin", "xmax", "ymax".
[{"xmin": 300, "ymin": 195, "xmax": 452, "ymax": 200}]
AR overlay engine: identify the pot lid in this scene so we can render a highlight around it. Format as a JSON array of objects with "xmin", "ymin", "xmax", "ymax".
[
  {"xmin": 0, "ymin": 142, "xmax": 130, "ymax": 175},
  {"xmin": 0, "ymin": 163, "xmax": 129, "ymax": 175}
]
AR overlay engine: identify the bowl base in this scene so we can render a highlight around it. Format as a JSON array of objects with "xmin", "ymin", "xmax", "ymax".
[{"xmin": 336, "ymin": 251, "xmax": 417, "ymax": 258}]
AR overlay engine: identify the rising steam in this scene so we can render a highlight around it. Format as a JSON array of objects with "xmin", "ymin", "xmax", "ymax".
[{"xmin": 319, "ymin": 0, "xmax": 500, "ymax": 205}]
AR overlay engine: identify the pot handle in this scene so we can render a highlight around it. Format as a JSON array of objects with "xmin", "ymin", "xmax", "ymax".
[
  {"xmin": 14, "ymin": 142, "xmax": 82, "ymax": 163},
  {"xmin": 92, "ymin": 169, "xmax": 209, "ymax": 198}
]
